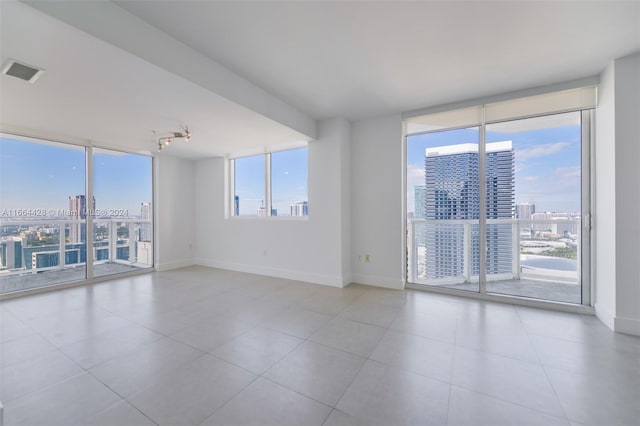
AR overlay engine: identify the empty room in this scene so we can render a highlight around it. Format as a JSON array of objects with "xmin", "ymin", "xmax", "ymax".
[{"xmin": 0, "ymin": 1, "xmax": 639, "ymax": 426}]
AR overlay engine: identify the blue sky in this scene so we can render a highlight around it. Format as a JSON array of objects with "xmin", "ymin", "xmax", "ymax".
[
  {"xmin": 235, "ymin": 147, "xmax": 308, "ymax": 216},
  {"xmin": 0, "ymin": 137, "xmax": 152, "ymax": 217},
  {"xmin": 407, "ymin": 112, "xmax": 582, "ymax": 214},
  {"xmin": 2, "ymin": 115, "xmax": 578, "ymax": 220}
]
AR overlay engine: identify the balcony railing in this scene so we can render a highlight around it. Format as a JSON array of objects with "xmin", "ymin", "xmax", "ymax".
[
  {"xmin": 408, "ymin": 218, "xmax": 581, "ymax": 297},
  {"xmin": 0, "ymin": 218, "xmax": 152, "ymax": 293}
]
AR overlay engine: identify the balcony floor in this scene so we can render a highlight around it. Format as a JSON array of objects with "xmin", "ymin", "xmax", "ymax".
[
  {"xmin": 0, "ymin": 263, "xmax": 146, "ymax": 294},
  {"xmin": 435, "ymin": 278, "xmax": 581, "ymax": 304}
]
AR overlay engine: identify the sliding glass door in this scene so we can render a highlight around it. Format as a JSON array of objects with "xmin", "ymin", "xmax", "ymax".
[
  {"xmin": 0, "ymin": 134, "xmax": 153, "ymax": 295},
  {"xmin": 407, "ymin": 127, "xmax": 480, "ymax": 292},
  {"xmin": 92, "ymin": 148, "xmax": 153, "ymax": 278},
  {"xmin": 0, "ymin": 135, "xmax": 86, "ymax": 293},
  {"xmin": 405, "ymin": 89, "xmax": 592, "ymax": 305},
  {"xmin": 484, "ymin": 112, "xmax": 583, "ymax": 303}
]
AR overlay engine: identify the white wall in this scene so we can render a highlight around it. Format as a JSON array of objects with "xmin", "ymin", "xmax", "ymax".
[
  {"xmin": 594, "ymin": 59, "xmax": 617, "ymax": 329},
  {"xmin": 595, "ymin": 52, "xmax": 640, "ymax": 335},
  {"xmin": 350, "ymin": 114, "xmax": 404, "ymax": 289},
  {"xmin": 194, "ymin": 118, "xmax": 351, "ymax": 286},
  {"xmin": 155, "ymin": 155, "xmax": 196, "ymax": 271},
  {"xmin": 613, "ymin": 53, "xmax": 640, "ymax": 335}
]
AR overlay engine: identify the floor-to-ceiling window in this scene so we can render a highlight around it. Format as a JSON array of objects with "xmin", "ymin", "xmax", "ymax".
[
  {"xmin": 0, "ymin": 134, "xmax": 153, "ymax": 295},
  {"xmin": 406, "ymin": 86, "xmax": 593, "ymax": 305},
  {"xmin": 92, "ymin": 148, "xmax": 153, "ymax": 278}
]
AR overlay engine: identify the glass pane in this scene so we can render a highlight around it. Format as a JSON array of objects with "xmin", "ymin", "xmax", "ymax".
[
  {"xmin": 485, "ymin": 112, "xmax": 582, "ymax": 303},
  {"xmin": 234, "ymin": 155, "xmax": 265, "ymax": 216},
  {"xmin": 407, "ymin": 127, "xmax": 480, "ymax": 292},
  {"xmin": 92, "ymin": 149, "xmax": 153, "ymax": 278},
  {"xmin": 0, "ymin": 135, "xmax": 86, "ymax": 294},
  {"xmin": 271, "ymin": 148, "xmax": 308, "ymax": 217}
]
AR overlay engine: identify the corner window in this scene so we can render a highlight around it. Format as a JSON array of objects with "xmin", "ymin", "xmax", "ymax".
[{"xmin": 231, "ymin": 146, "xmax": 308, "ymax": 218}]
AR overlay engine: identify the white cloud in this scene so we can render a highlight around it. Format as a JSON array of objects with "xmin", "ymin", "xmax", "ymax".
[
  {"xmin": 555, "ymin": 166, "xmax": 581, "ymax": 188},
  {"xmin": 555, "ymin": 166, "xmax": 581, "ymax": 179},
  {"xmin": 516, "ymin": 142, "xmax": 570, "ymax": 161}
]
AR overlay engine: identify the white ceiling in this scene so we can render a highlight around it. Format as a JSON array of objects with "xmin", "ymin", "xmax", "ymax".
[
  {"xmin": 116, "ymin": 1, "xmax": 640, "ymax": 121},
  {"xmin": 1, "ymin": 1, "xmax": 639, "ymax": 158},
  {"xmin": 0, "ymin": 1, "xmax": 310, "ymax": 158}
]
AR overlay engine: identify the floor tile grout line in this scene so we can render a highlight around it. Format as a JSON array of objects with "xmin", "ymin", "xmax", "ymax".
[
  {"xmin": 444, "ymin": 297, "xmax": 463, "ymax": 425},
  {"xmin": 448, "ymin": 380, "xmax": 571, "ymax": 422},
  {"xmin": 194, "ymin": 371, "xmax": 263, "ymax": 426},
  {"xmin": 77, "ymin": 375, "xmax": 161, "ymax": 426},
  {"xmin": 8, "ymin": 268, "xmax": 637, "ymax": 425}
]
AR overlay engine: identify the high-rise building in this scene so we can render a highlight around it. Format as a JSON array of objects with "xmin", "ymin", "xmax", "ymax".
[
  {"xmin": 139, "ymin": 202, "xmax": 152, "ymax": 242},
  {"xmin": 68, "ymin": 195, "xmax": 95, "ymax": 244},
  {"xmin": 516, "ymin": 202, "xmax": 536, "ymax": 220},
  {"xmin": 290, "ymin": 201, "xmax": 308, "ymax": 217},
  {"xmin": 257, "ymin": 200, "xmax": 277, "ymax": 216},
  {"xmin": 424, "ymin": 141, "xmax": 514, "ymax": 280},
  {"xmin": 414, "ymin": 185, "xmax": 427, "ymax": 248}
]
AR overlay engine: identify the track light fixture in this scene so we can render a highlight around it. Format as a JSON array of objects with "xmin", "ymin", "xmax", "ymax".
[{"xmin": 155, "ymin": 126, "xmax": 191, "ymax": 151}]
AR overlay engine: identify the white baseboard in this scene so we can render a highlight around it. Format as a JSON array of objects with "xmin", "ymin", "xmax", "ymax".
[
  {"xmin": 595, "ymin": 304, "xmax": 640, "ymax": 336},
  {"xmin": 350, "ymin": 273, "xmax": 403, "ymax": 289},
  {"xmin": 595, "ymin": 303, "xmax": 616, "ymax": 331},
  {"xmin": 156, "ymin": 258, "xmax": 195, "ymax": 272},
  {"xmin": 614, "ymin": 315, "xmax": 640, "ymax": 336},
  {"xmin": 195, "ymin": 258, "xmax": 346, "ymax": 288}
]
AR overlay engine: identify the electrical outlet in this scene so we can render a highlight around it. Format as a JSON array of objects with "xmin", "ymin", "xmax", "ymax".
[{"xmin": 263, "ymin": 249, "xmax": 268, "ymax": 256}]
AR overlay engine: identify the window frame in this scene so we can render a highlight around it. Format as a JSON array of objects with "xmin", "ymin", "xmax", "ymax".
[
  {"xmin": 403, "ymin": 84, "xmax": 594, "ymax": 308},
  {"xmin": 0, "ymin": 132, "xmax": 155, "ymax": 297},
  {"xmin": 228, "ymin": 146, "xmax": 309, "ymax": 219}
]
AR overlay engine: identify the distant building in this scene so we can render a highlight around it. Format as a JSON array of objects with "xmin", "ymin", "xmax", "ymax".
[
  {"xmin": 136, "ymin": 241, "xmax": 153, "ymax": 265},
  {"xmin": 424, "ymin": 141, "xmax": 514, "ymax": 279},
  {"xmin": 516, "ymin": 202, "xmax": 535, "ymax": 220},
  {"xmin": 257, "ymin": 200, "xmax": 277, "ymax": 216},
  {"xmin": 0, "ymin": 237, "xmax": 23, "ymax": 269},
  {"xmin": 414, "ymin": 185, "xmax": 427, "ymax": 248},
  {"xmin": 290, "ymin": 201, "xmax": 308, "ymax": 217},
  {"xmin": 68, "ymin": 195, "xmax": 95, "ymax": 244},
  {"xmin": 139, "ymin": 202, "xmax": 152, "ymax": 242}
]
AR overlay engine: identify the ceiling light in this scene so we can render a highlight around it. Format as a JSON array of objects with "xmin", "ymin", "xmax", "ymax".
[{"xmin": 154, "ymin": 126, "xmax": 191, "ymax": 152}]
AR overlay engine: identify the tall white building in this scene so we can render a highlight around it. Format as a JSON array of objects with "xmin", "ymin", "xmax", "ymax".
[
  {"xmin": 516, "ymin": 202, "xmax": 536, "ymax": 220},
  {"xmin": 68, "ymin": 195, "xmax": 94, "ymax": 244},
  {"xmin": 139, "ymin": 202, "xmax": 152, "ymax": 242},
  {"xmin": 290, "ymin": 201, "xmax": 308, "ymax": 217}
]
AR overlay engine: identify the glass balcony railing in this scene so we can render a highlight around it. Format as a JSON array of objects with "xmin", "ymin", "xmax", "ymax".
[
  {"xmin": 0, "ymin": 218, "xmax": 153, "ymax": 294},
  {"xmin": 408, "ymin": 218, "xmax": 581, "ymax": 303}
]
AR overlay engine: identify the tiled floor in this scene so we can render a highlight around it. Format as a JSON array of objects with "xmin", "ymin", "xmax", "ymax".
[{"xmin": 1, "ymin": 266, "xmax": 638, "ymax": 426}]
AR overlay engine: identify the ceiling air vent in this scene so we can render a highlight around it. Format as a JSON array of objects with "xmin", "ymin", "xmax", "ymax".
[{"xmin": 2, "ymin": 60, "xmax": 44, "ymax": 83}]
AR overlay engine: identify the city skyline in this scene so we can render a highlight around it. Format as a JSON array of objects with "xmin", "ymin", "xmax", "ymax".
[{"xmin": 0, "ymin": 137, "xmax": 152, "ymax": 216}]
